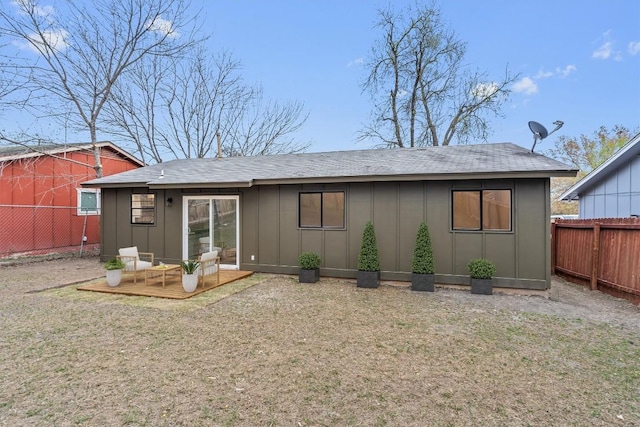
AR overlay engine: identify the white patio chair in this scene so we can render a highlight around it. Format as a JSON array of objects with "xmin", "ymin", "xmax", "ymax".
[
  {"xmin": 197, "ymin": 250, "xmax": 220, "ymax": 288},
  {"xmin": 116, "ymin": 246, "xmax": 154, "ymax": 284}
]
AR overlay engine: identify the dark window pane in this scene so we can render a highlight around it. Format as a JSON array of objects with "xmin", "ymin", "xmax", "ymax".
[
  {"xmin": 323, "ymin": 192, "xmax": 345, "ymax": 228},
  {"xmin": 453, "ymin": 191, "xmax": 480, "ymax": 229},
  {"xmin": 131, "ymin": 194, "xmax": 155, "ymax": 224},
  {"xmin": 483, "ymin": 190, "xmax": 511, "ymax": 230},
  {"xmin": 300, "ymin": 193, "xmax": 321, "ymax": 227}
]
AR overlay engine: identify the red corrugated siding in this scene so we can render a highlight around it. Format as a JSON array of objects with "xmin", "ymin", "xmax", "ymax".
[{"xmin": 0, "ymin": 146, "xmax": 141, "ymax": 256}]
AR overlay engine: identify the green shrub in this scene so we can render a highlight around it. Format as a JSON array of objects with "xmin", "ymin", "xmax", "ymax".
[
  {"xmin": 412, "ymin": 222, "xmax": 435, "ymax": 274},
  {"xmin": 104, "ymin": 258, "xmax": 125, "ymax": 270},
  {"xmin": 467, "ymin": 258, "xmax": 496, "ymax": 279},
  {"xmin": 181, "ymin": 260, "xmax": 200, "ymax": 274},
  {"xmin": 298, "ymin": 252, "xmax": 321, "ymax": 270},
  {"xmin": 357, "ymin": 221, "xmax": 380, "ymax": 272}
]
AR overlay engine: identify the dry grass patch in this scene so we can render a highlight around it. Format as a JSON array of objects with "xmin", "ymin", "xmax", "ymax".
[{"xmin": 0, "ymin": 273, "xmax": 638, "ymax": 426}]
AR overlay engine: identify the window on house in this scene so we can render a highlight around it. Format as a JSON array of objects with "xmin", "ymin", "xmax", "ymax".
[
  {"xmin": 299, "ymin": 191, "xmax": 345, "ymax": 228},
  {"xmin": 77, "ymin": 189, "xmax": 100, "ymax": 215},
  {"xmin": 131, "ymin": 194, "xmax": 155, "ymax": 224},
  {"xmin": 452, "ymin": 190, "xmax": 511, "ymax": 231}
]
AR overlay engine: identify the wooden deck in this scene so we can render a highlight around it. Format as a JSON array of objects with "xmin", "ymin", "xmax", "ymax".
[{"xmin": 78, "ymin": 270, "xmax": 254, "ymax": 299}]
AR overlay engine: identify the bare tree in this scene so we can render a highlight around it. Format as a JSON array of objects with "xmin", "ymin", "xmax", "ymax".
[
  {"xmin": 360, "ymin": 2, "xmax": 518, "ymax": 148},
  {"xmin": 105, "ymin": 47, "xmax": 309, "ymax": 162},
  {"xmin": 0, "ymin": 0, "xmax": 198, "ymax": 176}
]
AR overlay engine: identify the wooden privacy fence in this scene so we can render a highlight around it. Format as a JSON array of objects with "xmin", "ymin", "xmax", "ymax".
[{"xmin": 551, "ymin": 218, "xmax": 640, "ymax": 305}]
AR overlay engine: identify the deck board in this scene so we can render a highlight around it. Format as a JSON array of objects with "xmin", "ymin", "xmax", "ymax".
[{"xmin": 78, "ymin": 270, "xmax": 253, "ymax": 299}]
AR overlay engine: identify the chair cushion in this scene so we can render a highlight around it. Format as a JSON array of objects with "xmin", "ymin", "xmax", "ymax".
[
  {"xmin": 122, "ymin": 259, "xmax": 152, "ymax": 271},
  {"xmin": 122, "ymin": 260, "xmax": 136, "ymax": 271},
  {"xmin": 119, "ymin": 246, "xmax": 140, "ymax": 261},
  {"xmin": 136, "ymin": 260, "xmax": 153, "ymax": 270},
  {"xmin": 200, "ymin": 251, "xmax": 218, "ymax": 262},
  {"xmin": 200, "ymin": 251, "xmax": 219, "ymax": 275}
]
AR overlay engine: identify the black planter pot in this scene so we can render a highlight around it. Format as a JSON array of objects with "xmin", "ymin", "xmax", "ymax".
[
  {"xmin": 470, "ymin": 278, "xmax": 493, "ymax": 295},
  {"xmin": 299, "ymin": 268, "xmax": 320, "ymax": 283},
  {"xmin": 357, "ymin": 270, "xmax": 380, "ymax": 288},
  {"xmin": 411, "ymin": 273, "xmax": 435, "ymax": 292}
]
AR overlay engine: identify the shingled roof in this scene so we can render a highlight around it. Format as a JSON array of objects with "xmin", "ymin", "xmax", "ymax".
[
  {"xmin": 0, "ymin": 141, "xmax": 144, "ymax": 166},
  {"xmin": 82, "ymin": 143, "xmax": 577, "ymax": 189}
]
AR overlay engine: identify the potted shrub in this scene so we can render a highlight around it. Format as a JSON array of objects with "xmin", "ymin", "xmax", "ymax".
[
  {"xmin": 467, "ymin": 258, "xmax": 496, "ymax": 295},
  {"xmin": 181, "ymin": 259, "xmax": 200, "ymax": 293},
  {"xmin": 357, "ymin": 221, "xmax": 380, "ymax": 288},
  {"xmin": 104, "ymin": 258, "xmax": 125, "ymax": 287},
  {"xmin": 411, "ymin": 222, "xmax": 435, "ymax": 292},
  {"xmin": 298, "ymin": 252, "xmax": 321, "ymax": 283}
]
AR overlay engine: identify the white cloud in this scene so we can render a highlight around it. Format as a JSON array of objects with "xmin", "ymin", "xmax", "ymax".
[
  {"xmin": 534, "ymin": 70, "xmax": 553, "ymax": 79},
  {"xmin": 13, "ymin": 28, "xmax": 68, "ymax": 53},
  {"xmin": 148, "ymin": 16, "xmax": 179, "ymax": 38},
  {"xmin": 629, "ymin": 41, "xmax": 640, "ymax": 56},
  {"xmin": 472, "ymin": 82, "xmax": 499, "ymax": 99},
  {"xmin": 557, "ymin": 65, "xmax": 576, "ymax": 78},
  {"xmin": 347, "ymin": 57, "xmax": 364, "ymax": 68},
  {"xmin": 11, "ymin": 0, "xmax": 55, "ymax": 18},
  {"xmin": 592, "ymin": 41, "xmax": 613, "ymax": 59},
  {"xmin": 512, "ymin": 77, "xmax": 538, "ymax": 95}
]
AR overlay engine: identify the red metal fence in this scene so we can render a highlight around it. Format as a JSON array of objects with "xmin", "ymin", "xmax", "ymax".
[
  {"xmin": 0, "ymin": 205, "xmax": 100, "ymax": 259},
  {"xmin": 552, "ymin": 218, "xmax": 640, "ymax": 305}
]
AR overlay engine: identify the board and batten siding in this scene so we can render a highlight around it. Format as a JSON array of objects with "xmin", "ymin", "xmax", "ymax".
[
  {"xmin": 578, "ymin": 154, "xmax": 640, "ymax": 219},
  {"xmin": 239, "ymin": 178, "xmax": 551, "ymax": 290},
  {"xmin": 99, "ymin": 178, "xmax": 551, "ymax": 290}
]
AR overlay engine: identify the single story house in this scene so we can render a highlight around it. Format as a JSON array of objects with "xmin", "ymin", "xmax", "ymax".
[
  {"xmin": 560, "ymin": 132, "xmax": 640, "ymax": 218},
  {"xmin": 83, "ymin": 143, "xmax": 577, "ymax": 290},
  {"xmin": 0, "ymin": 142, "xmax": 143, "ymax": 257}
]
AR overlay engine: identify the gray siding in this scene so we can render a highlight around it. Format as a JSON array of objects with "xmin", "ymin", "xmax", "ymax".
[
  {"xmin": 239, "ymin": 179, "xmax": 550, "ymax": 290},
  {"xmin": 100, "ymin": 178, "xmax": 551, "ymax": 290},
  {"xmin": 579, "ymin": 155, "xmax": 640, "ymax": 218}
]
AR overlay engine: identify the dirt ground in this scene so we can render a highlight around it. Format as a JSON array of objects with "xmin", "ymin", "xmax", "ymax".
[
  {"xmin": 1, "ymin": 256, "xmax": 638, "ymax": 426},
  {"xmin": 3, "ymin": 255, "xmax": 636, "ymax": 333}
]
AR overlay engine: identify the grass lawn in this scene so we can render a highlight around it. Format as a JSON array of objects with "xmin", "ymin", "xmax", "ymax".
[{"xmin": 1, "ymin": 273, "xmax": 638, "ymax": 426}]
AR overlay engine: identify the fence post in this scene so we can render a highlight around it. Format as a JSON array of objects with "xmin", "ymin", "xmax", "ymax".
[{"xmin": 590, "ymin": 223, "xmax": 600, "ymax": 291}]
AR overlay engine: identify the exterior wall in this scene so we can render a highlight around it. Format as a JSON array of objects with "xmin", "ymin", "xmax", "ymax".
[
  {"xmin": 579, "ymin": 154, "xmax": 640, "ymax": 218},
  {"xmin": 99, "ymin": 178, "xmax": 551, "ymax": 290},
  {"xmin": 0, "ymin": 148, "xmax": 139, "ymax": 256},
  {"xmin": 100, "ymin": 187, "xmax": 235, "ymax": 263},
  {"xmin": 241, "ymin": 179, "xmax": 550, "ymax": 290}
]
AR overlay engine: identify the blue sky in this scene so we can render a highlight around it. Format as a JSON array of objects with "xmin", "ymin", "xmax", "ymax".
[
  {"xmin": 2, "ymin": 0, "xmax": 639, "ymax": 157},
  {"xmin": 199, "ymin": 0, "xmax": 640, "ymax": 153}
]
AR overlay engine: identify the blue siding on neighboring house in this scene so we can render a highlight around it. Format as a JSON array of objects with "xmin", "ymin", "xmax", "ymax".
[{"xmin": 579, "ymin": 154, "xmax": 640, "ymax": 218}]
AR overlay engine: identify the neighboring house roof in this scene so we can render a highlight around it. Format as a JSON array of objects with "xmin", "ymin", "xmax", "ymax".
[
  {"xmin": 0, "ymin": 141, "xmax": 144, "ymax": 166},
  {"xmin": 560, "ymin": 132, "xmax": 640, "ymax": 201},
  {"xmin": 83, "ymin": 142, "xmax": 577, "ymax": 189}
]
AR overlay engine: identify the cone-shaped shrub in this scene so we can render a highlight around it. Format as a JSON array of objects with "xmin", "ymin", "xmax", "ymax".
[
  {"xmin": 357, "ymin": 221, "xmax": 380, "ymax": 272},
  {"xmin": 412, "ymin": 222, "xmax": 434, "ymax": 274}
]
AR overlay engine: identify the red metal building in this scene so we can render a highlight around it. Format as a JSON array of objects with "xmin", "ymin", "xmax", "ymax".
[{"xmin": 0, "ymin": 142, "xmax": 143, "ymax": 258}]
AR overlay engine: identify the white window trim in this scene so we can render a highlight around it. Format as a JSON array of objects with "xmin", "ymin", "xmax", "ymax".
[{"xmin": 77, "ymin": 188, "xmax": 101, "ymax": 216}]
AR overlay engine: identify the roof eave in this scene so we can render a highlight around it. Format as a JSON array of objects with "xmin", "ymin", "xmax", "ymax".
[
  {"xmin": 559, "ymin": 132, "xmax": 640, "ymax": 200},
  {"xmin": 147, "ymin": 181, "xmax": 253, "ymax": 189},
  {"xmin": 86, "ymin": 170, "xmax": 577, "ymax": 189}
]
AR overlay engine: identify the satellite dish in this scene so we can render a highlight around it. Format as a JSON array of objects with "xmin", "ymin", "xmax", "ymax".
[{"xmin": 528, "ymin": 120, "xmax": 564, "ymax": 152}]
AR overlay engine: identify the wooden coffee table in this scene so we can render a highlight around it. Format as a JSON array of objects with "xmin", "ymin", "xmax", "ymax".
[{"xmin": 145, "ymin": 264, "xmax": 181, "ymax": 287}]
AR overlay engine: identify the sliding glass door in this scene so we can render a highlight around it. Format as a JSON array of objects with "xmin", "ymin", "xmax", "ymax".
[{"xmin": 183, "ymin": 195, "xmax": 239, "ymax": 269}]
